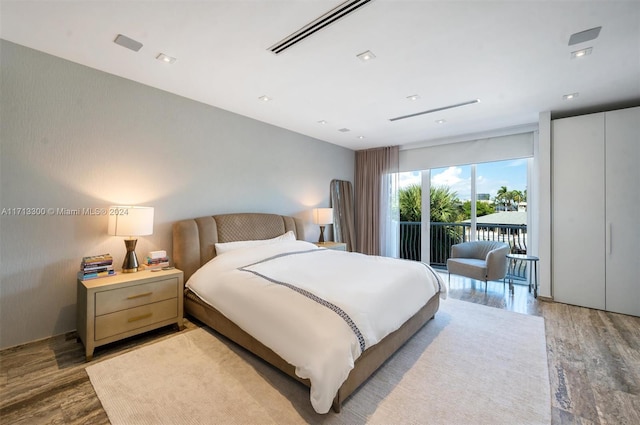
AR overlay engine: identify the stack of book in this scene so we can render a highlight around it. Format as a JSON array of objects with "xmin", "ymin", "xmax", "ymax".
[
  {"xmin": 143, "ymin": 250, "xmax": 170, "ymax": 270},
  {"xmin": 79, "ymin": 254, "xmax": 115, "ymax": 280}
]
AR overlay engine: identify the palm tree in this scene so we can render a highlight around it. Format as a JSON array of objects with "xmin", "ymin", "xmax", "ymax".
[
  {"xmin": 399, "ymin": 184, "xmax": 421, "ymax": 222},
  {"xmin": 398, "ymin": 184, "xmax": 465, "ymax": 222},
  {"xmin": 504, "ymin": 190, "xmax": 515, "ymax": 211},
  {"xmin": 496, "ymin": 185, "xmax": 508, "ymax": 211},
  {"xmin": 429, "ymin": 186, "xmax": 463, "ymax": 264},
  {"xmin": 398, "ymin": 185, "xmax": 463, "ymax": 262},
  {"xmin": 398, "ymin": 184, "xmax": 422, "ymax": 261},
  {"xmin": 430, "ymin": 186, "xmax": 461, "ymax": 222},
  {"xmin": 511, "ymin": 190, "xmax": 524, "ymax": 209}
]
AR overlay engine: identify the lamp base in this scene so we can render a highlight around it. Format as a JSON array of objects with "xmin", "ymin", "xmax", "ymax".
[
  {"xmin": 318, "ymin": 225, "xmax": 326, "ymax": 243},
  {"xmin": 122, "ymin": 238, "xmax": 140, "ymax": 273}
]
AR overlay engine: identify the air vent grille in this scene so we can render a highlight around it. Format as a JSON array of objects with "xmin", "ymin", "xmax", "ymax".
[
  {"xmin": 268, "ymin": 0, "xmax": 373, "ymax": 55},
  {"xmin": 568, "ymin": 27, "xmax": 601, "ymax": 46},
  {"xmin": 389, "ymin": 99, "xmax": 480, "ymax": 122},
  {"xmin": 113, "ymin": 34, "xmax": 143, "ymax": 52}
]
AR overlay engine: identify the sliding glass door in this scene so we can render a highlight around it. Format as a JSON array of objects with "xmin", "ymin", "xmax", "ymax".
[
  {"xmin": 429, "ymin": 165, "xmax": 471, "ymax": 267},
  {"xmin": 398, "ymin": 159, "xmax": 529, "ymax": 268}
]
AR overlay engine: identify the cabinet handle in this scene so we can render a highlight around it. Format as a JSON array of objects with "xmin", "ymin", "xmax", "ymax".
[
  {"xmin": 127, "ymin": 292, "xmax": 152, "ymax": 300},
  {"xmin": 128, "ymin": 313, "xmax": 152, "ymax": 323},
  {"xmin": 606, "ymin": 222, "xmax": 612, "ymax": 255}
]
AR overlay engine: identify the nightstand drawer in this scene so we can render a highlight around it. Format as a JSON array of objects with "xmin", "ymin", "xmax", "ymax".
[
  {"xmin": 95, "ymin": 277, "xmax": 178, "ymax": 316},
  {"xmin": 95, "ymin": 298, "xmax": 178, "ymax": 341}
]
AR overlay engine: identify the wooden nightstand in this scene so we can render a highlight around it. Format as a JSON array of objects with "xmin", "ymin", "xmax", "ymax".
[
  {"xmin": 77, "ymin": 268, "xmax": 184, "ymax": 361},
  {"xmin": 314, "ymin": 242, "xmax": 347, "ymax": 251}
]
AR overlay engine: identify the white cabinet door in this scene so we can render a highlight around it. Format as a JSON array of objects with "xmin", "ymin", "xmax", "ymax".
[
  {"xmin": 552, "ymin": 113, "xmax": 606, "ymax": 310},
  {"xmin": 605, "ymin": 106, "xmax": 640, "ymax": 316}
]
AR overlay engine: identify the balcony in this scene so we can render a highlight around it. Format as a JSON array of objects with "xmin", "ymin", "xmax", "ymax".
[{"xmin": 400, "ymin": 221, "xmax": 529, "ymax": 281}]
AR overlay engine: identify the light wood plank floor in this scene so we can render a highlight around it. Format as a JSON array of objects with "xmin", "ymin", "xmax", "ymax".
[{"xmin": 1, "ymin": 276, "xmax": 639, "ymax": 424}]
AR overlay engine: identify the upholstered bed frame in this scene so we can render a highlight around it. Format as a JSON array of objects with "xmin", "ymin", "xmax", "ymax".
[{"xmin": 172, "ymin": 212, "xmax": 440, "ymax": 413}]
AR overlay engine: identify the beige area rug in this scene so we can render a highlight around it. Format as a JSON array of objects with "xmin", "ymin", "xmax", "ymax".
[{"xmin": 87, "ymin": 298, "xmax": 550, "ymax": 425}]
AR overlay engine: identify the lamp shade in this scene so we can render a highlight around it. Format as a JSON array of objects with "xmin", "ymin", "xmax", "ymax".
[
  {"xmin": 107, "ymin": 206, "xmax": 154, "ymax": 237},
  {"xmin": 313, "ymin": 208, "xmax": 334, "ymax": 225}
]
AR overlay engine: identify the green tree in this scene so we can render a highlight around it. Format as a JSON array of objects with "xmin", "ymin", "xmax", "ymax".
[
  {"xmin": 399, "ymin": 184, "xmax": 422, "ymax": 222},
  {"xmin": 495, "ymin": 186, "xmax": 525, "ymax": 211},
  {"xmin": 511, "ymin": 190, "xmax": 524, "ymax": 209},
  {"xmin": 398, "ymin": 185, "xmax": 463, "ymax": 222},
  {"xmin": 461, "ymin": 200, "xmax": 495, "ymax": 219},
  {"xmin": 430, "ymin": 186, "xmax": 461, "ymax": 222},
  {"xmin": 495, "ymin": 185, "xmax": 508, "ymax": 210}
]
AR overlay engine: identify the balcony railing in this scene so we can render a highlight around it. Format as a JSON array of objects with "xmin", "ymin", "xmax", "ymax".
[{"xmin": 400, "ymin": 221, "xmax": 529, "ymax": 280}]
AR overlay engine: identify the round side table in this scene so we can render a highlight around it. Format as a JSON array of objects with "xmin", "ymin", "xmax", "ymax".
[{"xmin": 506, "ymin": 254, "xmax": 540, "ymax": 298}]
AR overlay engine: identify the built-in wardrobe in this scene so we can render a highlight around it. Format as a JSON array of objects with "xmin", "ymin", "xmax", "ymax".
[{"xmin": 552, "ymin": 106, "xmax": 639, "ymax": 317}]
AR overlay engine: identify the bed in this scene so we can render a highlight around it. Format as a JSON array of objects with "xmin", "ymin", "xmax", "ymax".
[{"xmin": 172, "ymin": 212, "xmax": 444, "ymax": 414}]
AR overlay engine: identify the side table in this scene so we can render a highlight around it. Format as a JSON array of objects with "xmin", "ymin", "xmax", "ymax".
[
  {"xmin": 77, "ymin": 268, "xmax": 184, "ymax": 361},
  {"xmin": 314, "ymin": 242, "xmax": 347, "ymax": 251},
  {"xmin": 506, "ymin": 254, "xmax": 539, "ymax": 298}
]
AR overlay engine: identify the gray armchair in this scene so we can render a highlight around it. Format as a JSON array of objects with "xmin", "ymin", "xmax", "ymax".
[{"xmin": 446, "ymin": 241, "xmax": 510, "ymax": 292}]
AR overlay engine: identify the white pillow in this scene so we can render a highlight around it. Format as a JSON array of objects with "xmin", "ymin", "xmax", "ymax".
[{"xmin": 214, "ymin": 231, "xmax": 296, "ymax": 255}]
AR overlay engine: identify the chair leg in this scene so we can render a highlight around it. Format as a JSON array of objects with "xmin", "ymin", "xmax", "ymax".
[{"xmin": 485, "ymin": 280, "xmax": 488, "ymax": 292}]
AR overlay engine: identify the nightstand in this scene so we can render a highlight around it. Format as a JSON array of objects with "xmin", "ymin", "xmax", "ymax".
[
  {"xmin": 314, "ymin": 242, "xmax": 347, "ymax": 251},
  {"xmin": 77, "ymin": 268, "xmax": 184, "ymax": 361}
]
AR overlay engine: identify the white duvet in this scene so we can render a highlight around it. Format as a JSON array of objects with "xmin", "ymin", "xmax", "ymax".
[{"xmin": 186, "ymin": 240, "xmax": 445, "ymax": 413}]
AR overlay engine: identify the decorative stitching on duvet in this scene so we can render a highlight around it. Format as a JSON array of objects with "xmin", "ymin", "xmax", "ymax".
[{"xmin": 239, "ymin": 250, "xmax": 367, "ymax": 353}]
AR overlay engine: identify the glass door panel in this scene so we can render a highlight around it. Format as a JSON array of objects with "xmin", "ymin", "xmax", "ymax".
[
  {"xmin": 398, "ymin": 171, "xmax": 422, "ymax": 261},
  {"xmin": 429, "ymin": 166, "xmax": 470, "ymax": 267}
]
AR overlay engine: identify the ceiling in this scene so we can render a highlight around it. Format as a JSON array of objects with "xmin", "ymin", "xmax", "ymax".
[{"xmin": 1, "ymin": 1, "xmax": 639, "ymax": 150}]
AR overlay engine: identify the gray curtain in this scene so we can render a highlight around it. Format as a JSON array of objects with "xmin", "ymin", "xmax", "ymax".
[
  {"xmin": 354, "ymin": 146, "xmax": 400, "ymax": 256},
  {"xmin": 330, "ymin": 179, "xmax": 356, "ymax": 252}
]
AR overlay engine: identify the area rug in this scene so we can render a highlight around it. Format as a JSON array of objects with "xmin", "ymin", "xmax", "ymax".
[{"xmin": 87, "ymin": 298, "xmax": 551, "ymax": 424}]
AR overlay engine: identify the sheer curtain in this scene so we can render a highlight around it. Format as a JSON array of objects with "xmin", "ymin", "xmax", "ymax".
[{"xmin": 354, "ymin": 146, "xmax": 400, "ymax": 257}]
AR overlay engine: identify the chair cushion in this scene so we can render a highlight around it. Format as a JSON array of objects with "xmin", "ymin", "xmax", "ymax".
[{"xmin": 447, "ymin": 258, "xmax": 487, "ymax": 281}]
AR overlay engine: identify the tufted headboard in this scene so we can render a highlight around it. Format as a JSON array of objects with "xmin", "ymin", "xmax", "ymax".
[{"xmin": 172, "ymin": 213, "xmax": 302, "ymax": 282}]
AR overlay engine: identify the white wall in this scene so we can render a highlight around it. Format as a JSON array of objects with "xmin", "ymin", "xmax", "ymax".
[
  {"xmin": 535, "ymin": 112, "xmax": 552, "ymax": 298},
  {"xmin": 0, "ymin": 40, "xmax": 355, "ymax": 349}
]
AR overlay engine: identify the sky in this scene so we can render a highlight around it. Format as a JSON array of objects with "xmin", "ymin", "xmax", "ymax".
[{"xmin": 399, "ymin": 159, "xmax": 528, "ymax": 202}]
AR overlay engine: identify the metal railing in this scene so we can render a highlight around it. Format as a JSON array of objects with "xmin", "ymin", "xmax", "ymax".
[{"xmin": 400, "ymin": 221, "xmax": 529, "ymax": 280}]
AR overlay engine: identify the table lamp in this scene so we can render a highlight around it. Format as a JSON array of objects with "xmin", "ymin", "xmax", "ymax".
[
  {"xmin": 313, "ymin": 208, "xmax": 333, "ymax": 243},
  {"xmin": 108, "ymin": 206, "xmax": 154, "ymax": 273}
]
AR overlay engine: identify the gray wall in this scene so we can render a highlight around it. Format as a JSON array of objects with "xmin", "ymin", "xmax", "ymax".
[{"xmin": 0, "ymin": 40, "xmax": 355, "ymax": 349}]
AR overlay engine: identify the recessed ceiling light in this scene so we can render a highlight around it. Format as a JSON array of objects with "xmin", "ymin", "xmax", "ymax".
[
  {"xmin": 407, "ymin": 95, "xmax": 420, "ymax": 101},
  {"xmin": 356, "ymin": 50, "xmax": 376, "ymax": 61},
  {"xmin": 358, "ymin": 135, "xmax": 365, "ymax": 139},
  {"xmin": 156, "ymin": 53, "xmax": 176, "ymax": 64},
  {"xmin": 563, "ymin": 92, "xmax": 579, "ymax": 100},
  {"xmin": 435, "ymin": 119, "xmax": 446, "ymax": 124},
  {"xmin": 258, "ymin": 95, "xmax": 272, "ymax": 102},
  {"xmin": 317, "ymin": 120, "xmax": 327, "ymax": 125},
  {"xmin": 571, "ymin": 47, "xmax": 592, "ymax": 59}
]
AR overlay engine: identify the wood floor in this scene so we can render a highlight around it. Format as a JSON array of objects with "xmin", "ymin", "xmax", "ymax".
[{"xmin": 1, "ymin": 275, "xmax": 639, "ymax": 424}]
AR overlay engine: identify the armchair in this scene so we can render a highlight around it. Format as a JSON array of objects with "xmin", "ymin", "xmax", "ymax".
[{"xmin": 446, "ymin": 241, "xmax": 510, "ymax": 292}]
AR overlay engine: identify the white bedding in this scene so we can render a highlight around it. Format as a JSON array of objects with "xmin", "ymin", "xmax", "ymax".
[{"xmin": 186, "ymin": 240, "xmax": 445, "ymax": 413}]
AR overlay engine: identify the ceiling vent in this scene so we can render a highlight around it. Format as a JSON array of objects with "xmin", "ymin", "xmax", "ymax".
[
  {"xmin": 268, "ymin": 0, "xmax": 373, "ymax": 55},
  {"xmin": 113, "ymin": 34, "xmax": 143, "ymax": 52},
  {"xmin": 568, "ymin": 27, "xmax": 601, "ymax": 46},
  {"xmin": 389, "ymin": 99, "xmax": 481, "ymax": 122}
]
